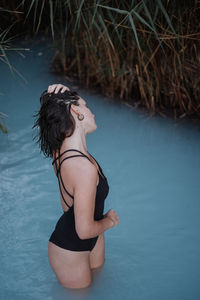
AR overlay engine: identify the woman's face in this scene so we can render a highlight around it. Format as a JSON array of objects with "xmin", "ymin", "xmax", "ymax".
[{"xmin": 78, "ymin": 98, "xmax": 97, "ymax": 133}]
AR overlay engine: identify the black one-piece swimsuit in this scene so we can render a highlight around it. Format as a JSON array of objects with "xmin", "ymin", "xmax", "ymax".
[{"xmin": 49, "ymin": 149, "xmax": 109, "ymax": 252}]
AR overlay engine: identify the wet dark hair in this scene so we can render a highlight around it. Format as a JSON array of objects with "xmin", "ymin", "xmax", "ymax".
[{"xmin": 33, "ymin": 90, "xmax": 80, "ymax": 158}]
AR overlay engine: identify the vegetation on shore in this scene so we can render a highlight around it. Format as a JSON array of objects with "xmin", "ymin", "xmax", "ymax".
[{"xmin": 1, "ymin": 0, "xmax": 200, "ymax": 132}]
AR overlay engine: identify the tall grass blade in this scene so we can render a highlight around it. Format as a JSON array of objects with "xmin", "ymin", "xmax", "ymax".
[
  {"xmin": 97, "ymin": 13, "xmax": 114, "ymax": 49},
  {"xmin": 36, "ymin": 0, "xmax": 45, "ymax": 33},
  {"xmin": 107, "ymin": 10, "xmax": 123, "ymax": 45},
  {"xmin": 156, "ymin": 0, "xmax": 176, "ymax": 35},
  {"xmin": 0, "ymin": 122, "xmax": 8, "ymax": 134},
  {"xmin": 49, "ymin": 0, "xmax": 54, "ymax": 38},
  {"xmin": 33, "ymin": 0, "xmax": 39, "ymax": 32},
  {"xmin": 0, "ymin": 6, "xmax": 23, "ymax": 14},
  {"xmin": 92, "ymin": 19, "xmax": 104, "ymax": 40},
  {"xmin": 97, "ymin": 5, "xmax": 128, "ymax": 15},
  {"xmin": 0, "ymin": 44, "xmax": 14, "ymax": 74},
  {"xmin": 0, "ymin": 22, "xmax": 18, "ymax": 42},
  {"xmin": 0, "ymin": 113, "xmax": 8, "ymax": 134},
  {"xmin": 91, "ymin": 0, "xmax": 100, "ymax": 25},
  {"xmin": 131, "ymin": 9, "xmax": 153, "ymax": 31},
  {"xmin": 74, "ymin": 0, "xmax": 85, "ymax": 30},
  {"xmin": 81, "ymin": 13, "xmax": 94, "ymax": 46},
  {"xmin": 24, "ymin": 0, "xmax": 37, "ymax": 21},
  {"xmin": 128, "ymin": 14, "xmax": 141, "ymax": 50},
  {"xmin": 142, "ymin": 2, "xmax": 159, "ymax": 37},
  {"xmin": 153, "ymin": 5, "xmax": 159, "ymax": 22},
  {"xmin": 0, "ymin": 53, "xmax": 27, "ymax": 83}
]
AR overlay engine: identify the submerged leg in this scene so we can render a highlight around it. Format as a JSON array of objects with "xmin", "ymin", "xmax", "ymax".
[{"xmin": 48, "ymin": 242, "xmax": 92, "ymax": 289}]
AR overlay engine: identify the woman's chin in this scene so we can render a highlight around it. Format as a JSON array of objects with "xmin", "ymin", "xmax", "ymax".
[{"xmin": 87, "ymin": 124, "xmax": 97, "ymax": 134}]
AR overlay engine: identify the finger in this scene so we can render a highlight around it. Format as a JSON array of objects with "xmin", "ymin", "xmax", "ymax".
[
  {"xmin": 113, "ymin": 220, "xmax": 118, "ymax": 227},
  {"xmin": 55, "ymin": 84, "xmax": 69, "ymax": 93},
  {"xmin": 114, "ymin": 216, "xmax": 119, "ymax": 223},
  {"xmin": 48, "ymin": 85, "xmax": 56, "ymax": 93},
  {"xmin": 115, "ymin": 219, "xmax": 119, "ymax": 223},
  {"xmin": 61, "ymin": 86, "xmax": 70, "ymax": 93},
  {"xmin": 115, "ymin": 218, "xmax": 119, "ymax": 226},
  {"xmin": 108, "ymin": 217, "xmax": 114, "ymax": 227},
  {"xmin": 55, "ymin": 84, "xmax": 63, "ymax": 94}
]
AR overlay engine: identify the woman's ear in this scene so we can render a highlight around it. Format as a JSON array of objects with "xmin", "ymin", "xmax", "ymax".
[{"xmin": 70, "ymin": 104, "xmax": 79, "ymax": 116}]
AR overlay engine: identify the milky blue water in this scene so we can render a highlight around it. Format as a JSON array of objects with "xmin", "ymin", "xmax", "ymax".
[{"xmin": 0, "ymin": 39, "xmax": 200, "ymax": 300}]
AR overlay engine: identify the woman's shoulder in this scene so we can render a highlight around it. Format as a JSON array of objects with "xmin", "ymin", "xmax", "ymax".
[{"xmin": 61, "ymin": 154, "xmax": 98, "ymax": 184}]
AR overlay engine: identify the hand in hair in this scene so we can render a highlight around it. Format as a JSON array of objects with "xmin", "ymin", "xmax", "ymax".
[{"xmin": 48, "ymin": 84, "xmax": 70, "ymax": 94}]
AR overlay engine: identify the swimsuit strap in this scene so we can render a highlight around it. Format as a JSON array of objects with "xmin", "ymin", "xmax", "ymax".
[
  {"xmin": 59, "ymin": 154, "xmax": 91, "ymax": 168},
  {"xmin": 54, "ymin": 151, "xmax": 72, "ymax": 208},
  {"xmin": 52, "ymin": 149, "xmax": 89, "ymax": 165},
  {"xmin": 52, "ymin": 149, "xmax": 93, "ymax": 208}
]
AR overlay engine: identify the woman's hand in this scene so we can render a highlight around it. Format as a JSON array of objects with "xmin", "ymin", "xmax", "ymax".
[
  {"xmin": 104, "ymin": 209, "xmax": 119, "ymax": 227},
  {"xmin": 47, "ymin": 84, "xmax": 70, "ymax": 94}
]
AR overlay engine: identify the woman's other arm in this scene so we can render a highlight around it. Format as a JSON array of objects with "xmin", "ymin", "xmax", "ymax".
[{"xmin": 62, "ymin": 158, "xmax": 119, "ymax": 239}]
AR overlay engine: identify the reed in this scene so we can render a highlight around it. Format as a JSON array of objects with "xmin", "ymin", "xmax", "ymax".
[
  {"xmin": 0, "ymin": 4, "xmax": 29, "ymax": 132},
  {"xmin": 1, "ymin": 0, "xmax": 200, "ymax": 120}
]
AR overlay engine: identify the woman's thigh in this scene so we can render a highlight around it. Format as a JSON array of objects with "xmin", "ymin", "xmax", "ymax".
[
  {"xmin": 89, "ymin": 233, "xmax": 105, "ymax": 269},
  {"xmin": 48, "ymin": 242, "xmax": 92, "ymax": 289}
]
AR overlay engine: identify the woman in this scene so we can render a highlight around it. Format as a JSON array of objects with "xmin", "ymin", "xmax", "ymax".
[{"xmin": 34, "ymin": 83, "xmax": 119, "ymax": 289}]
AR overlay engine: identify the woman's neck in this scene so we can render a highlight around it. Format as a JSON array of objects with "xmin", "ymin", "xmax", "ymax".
[{"xmin": 61, "ymin": 127, "xmax": 88, "ymax": 154}]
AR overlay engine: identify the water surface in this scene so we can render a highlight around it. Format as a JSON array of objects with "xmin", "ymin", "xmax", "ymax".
[{"xmin": 0, "ymin": 39, "xmax": 200, "ymax": 300}]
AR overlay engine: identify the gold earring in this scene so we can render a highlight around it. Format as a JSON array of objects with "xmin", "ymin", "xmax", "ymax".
[{"xmin": 78, "ymin": 114, "xmax": 84, "ymax": 121}]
